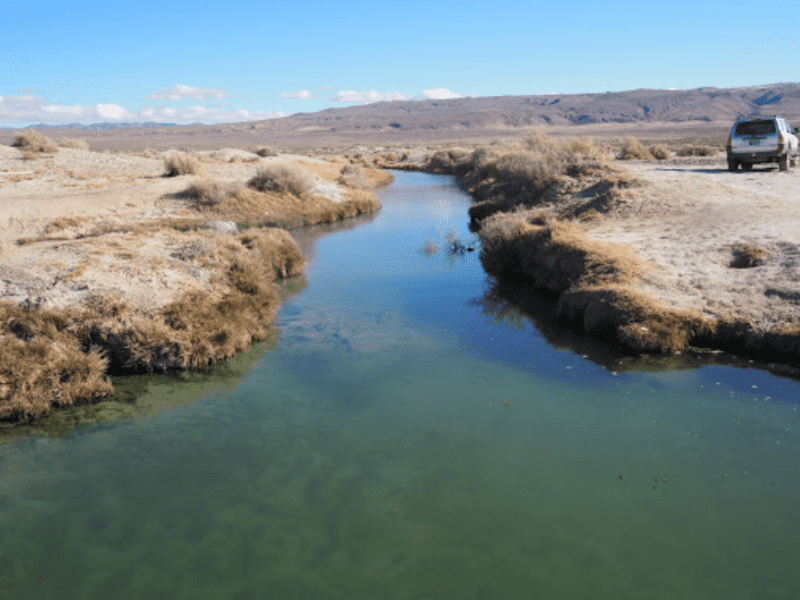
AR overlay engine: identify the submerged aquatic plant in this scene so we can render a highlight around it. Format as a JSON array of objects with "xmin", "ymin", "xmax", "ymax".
[{"xmin": 422, "ymin": 239, "xmax": 439, "ymax": 255}]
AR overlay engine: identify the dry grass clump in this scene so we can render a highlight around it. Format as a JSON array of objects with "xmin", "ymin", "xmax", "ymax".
[
  {"xmin": 56, "ymin": 137, "xmax": 90, "ymax": 151},
  {"xmin": 479, "ymin": 212, "xmax": 641, "ymax": 291},
  {"xmin": 616, "ymin": 137, "xmax": 655, "ymax": 160},
  {"xmin": 648, "ymin": 144, "xmax": 672, "ymax": 160},
  {"xmin": 254, "ymin": 146, "xmax": 277, "ymax": 157},
  {"xmin": 338, "ymin": 164, "xmax": 370, "ymax": 189},
  {"xmin": 12, "ymin": 129, "xmax": 59, "ymax": 154},
  {"xmin": 247, "ymin": 164, "xmax": 316, "ymax": 198},
  {"xmin": 729, "ymin": 243, "xmax": 769, "ymax": 268},
  {"xmin": 163, "ymin": 153, "xmax": 202, "ymax": 177},
  {"xmin": 236, "ymin": 228, "xmax": 306, "ymax": 278},
  {"xmin": 455, "ymin": 134, "xmax": 615, "ymax": 226},
  {"xmin": 228, "ymin": 155, "xmax": 259, "ymax": 164},
  {"xmin": 675, "ymin": 145, "xmax": 719, "ymax": 157},
  {"xmin": 426, "ymin": 147, "xmax": 473, "ymax": 173},
  {"xmin": 0, "ymin": 302, "xmax": 113, "ymax": 422},
  {"xmin": 181, "ymin": 179, "xmax": 243, "ymax": 208}
]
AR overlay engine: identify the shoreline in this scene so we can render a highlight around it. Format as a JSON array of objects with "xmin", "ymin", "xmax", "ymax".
[
  {"xmin": 0, "ymin": 134, "xmax": 391, "ymax": 423},
  {"xmin": 378, "ymin": 135, "xmax": 800, "ymax": 368}
]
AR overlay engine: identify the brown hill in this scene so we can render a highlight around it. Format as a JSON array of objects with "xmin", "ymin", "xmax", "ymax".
[{"xmin": 268, "ymin": 82, "xmax": 800, "ymax": 131}]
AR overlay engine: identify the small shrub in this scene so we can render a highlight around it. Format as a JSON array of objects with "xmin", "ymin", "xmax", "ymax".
[
  {"xmin": 247, "ymin": 164, "xmax": 316, "ymax": 198},
  {"xmin": 12, "ymin": 129, "xmax": 58, "ymax": 154},
  {"xmin": 426, "ymin": 147, "xmax": 472, "ymax": 173},
  {"xmin": 228, "ymin": 155, "xmax": 259, "ymax": 164},
  {"xmin": 20, "ymin": 150, "xmax": 38, "ymax": 161},
  {"xmin": 617, "ymin": 137, "xmax": 654, "ymax": 160},
  {"xmin": 163, "ymin": 154, "xmax": 202, "ymax": 177},
  {"xmin": 181, "ymin": 179, "xmax": 242, "ymax": 208},
  {"xmin": 56, "ymin": 137, "xmax": 90, "ymax": 151},
  {"xmin": 254, "ymin": 146, "xmax": 277, "ymax": 157},
  {"xmin": 649, "ymin": 144, "xmax": 671, "ymax": 160},
  {"xmin": 675, "ymin": 145, "xmax": 719, "ymax": 157},
  {"xmin": 730, "ymin": 243, "xmax": 768, "ymax": 268},
  {"xmin": 338, "ymin": 164, "xmax": 369, "ymax": 189}
]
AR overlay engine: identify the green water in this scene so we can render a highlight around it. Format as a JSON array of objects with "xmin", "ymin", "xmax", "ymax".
[{"xmin": 1, "ymin": 172, "xmax": 799, "ymax": 599}]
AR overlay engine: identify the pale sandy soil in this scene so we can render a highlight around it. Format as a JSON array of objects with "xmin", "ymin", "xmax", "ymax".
[
  {"xmin": 0, "ymin": 145, "xmax": 360, "ymax": 312},
  {"xmin": 589, "ymin": 158, "xmax": 800, "ymax": 332}
]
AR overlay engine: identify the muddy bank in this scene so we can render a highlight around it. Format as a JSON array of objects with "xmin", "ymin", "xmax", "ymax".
[
  {"xmin": 384, "ymin": 134, "xmax": 800, "ymax": 365},
  {"xmin": 0, "ymin": 133, "xmax": 391, "ymax": 422}
]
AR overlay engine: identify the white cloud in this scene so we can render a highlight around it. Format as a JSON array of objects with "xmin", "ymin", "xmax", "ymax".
[
  {"xmin": 0, "ymin": 94, "xmax": 285, "ymax": 125},
  {"xmin": 329, "ymin": 88, "xmax": 465, "ymax": 104},
  {"xmin": 97, "ymin": 103, "xmax": 126, "ymax": 119},
  {"xmin": 418, "ymin": 88, "xmax": 464, "ymax": 100},
  {"xmin": 330, "ymin": 90, "xmax": 413, "ymax": 104},
  {"xmin": 279, "ymin": 90, "xmax": 320, "ymax": 100},
  {"xmin": 147, "ymin": 84, "xmax": 228, "ymax": 102}
]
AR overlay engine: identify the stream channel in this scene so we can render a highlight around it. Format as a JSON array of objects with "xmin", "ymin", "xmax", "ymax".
[{"xmin": 1, "ymin": 171, "xmax": 799, "ymax": 599}]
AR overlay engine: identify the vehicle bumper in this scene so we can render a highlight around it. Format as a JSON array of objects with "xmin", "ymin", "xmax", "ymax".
[{"xmin": 727, "ymin": 149, "xmax": 789, "ymax": 164}]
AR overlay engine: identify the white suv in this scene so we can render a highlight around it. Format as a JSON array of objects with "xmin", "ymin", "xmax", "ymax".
[{"xmin": 726, "ymin": 116, "xmax": 799, "ymax": 171}]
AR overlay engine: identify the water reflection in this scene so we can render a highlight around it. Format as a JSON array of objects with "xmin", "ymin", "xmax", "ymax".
[{"xmin": 478, "ymin": 275, "xmax": 800, "ymax": 384}]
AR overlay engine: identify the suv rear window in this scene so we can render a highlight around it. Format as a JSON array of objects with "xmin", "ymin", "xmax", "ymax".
[{"xmin": 735, "ymin": 120, "xmax": 776, "ymax": 136}]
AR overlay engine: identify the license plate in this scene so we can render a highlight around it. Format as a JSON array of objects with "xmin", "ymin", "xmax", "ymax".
[{"xmin": 748, "ymin": 139, "xmax": 761, "ymax": 146}]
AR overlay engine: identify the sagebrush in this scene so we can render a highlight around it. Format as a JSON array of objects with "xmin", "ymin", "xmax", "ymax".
[
  {"xmin": 247, "ymin": 164, "xmax": 316, "ymax": 198},
  {"xmin": 181, "ymin": 179, "xmax": 242, "ymax": 207},
  {"xmin": 12, "ymin": 129, "xmax": 58, "ymax": 154},
  {"xmin": 163, "ymin": 154, "xmax": 202, "ymax": 177}
]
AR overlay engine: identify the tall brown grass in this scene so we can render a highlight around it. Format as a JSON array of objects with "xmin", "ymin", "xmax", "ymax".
[
  {"xmin": 180, "ymin": 179, "xmax": 243, "ymax": 207},
  {"xmin": 451, "ymin": 134, "xmax": 615, "ymax": 226},
  {"xmin": 247, "ymin": 164, "xmax": 316, "ymax": 198},
  {"xmin": 616, "ymin": 137, "xmax": 655, "ymax": 160},
  {"xmin": 675, "ymin": 145, "xmax": 719, "ymax": 157},
  {"xmin": 163, "ymin": 154, "xmax": 202, "ymax": 177},
  {"xmin": 338, "ymin": 164, "xmax": 369, "ymax": 189},
  {"xmin": 254, "ymin": 146, "xmax": 277, "ymax": 157},
  {"xmin": 11, "ymin": 129, "xmax": 59, "ymax": 154},
  {"xmin": 56, "ymin": 137, "xmax": 90, "ymax": 151}
]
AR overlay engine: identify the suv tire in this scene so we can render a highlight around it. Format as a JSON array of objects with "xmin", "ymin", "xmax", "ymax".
[
  {"xmin": 741, "ymin": 162, "xmax": 753, "ymax": 171},
  {"xmin": 779, "ymin": 154, "xmax": 789, "ymax": 171},
  {"xmin": 727, "ymin": 158, "xmax": 738, "ymax": 172}
]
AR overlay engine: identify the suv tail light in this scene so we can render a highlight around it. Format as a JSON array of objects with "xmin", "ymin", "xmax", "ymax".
[
  {"xmin": 778, "ymin": 132, "xmax": 786, "ymax": 151},
  {"xmin": 726, "ymin": 134, "xmax": 732, "ymax": 152}
]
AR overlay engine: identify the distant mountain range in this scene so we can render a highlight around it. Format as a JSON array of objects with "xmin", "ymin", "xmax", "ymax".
[
  {"xmin": 2, "ymin": 83, "xmax": 798, "ymax": 149},
  {"xmin": 253, "ymin": 82, "xmax": 800, "ymax": 133},
  {"xmin": 24, "ymin": 122, "xmax": 179, "ymax": 130}
]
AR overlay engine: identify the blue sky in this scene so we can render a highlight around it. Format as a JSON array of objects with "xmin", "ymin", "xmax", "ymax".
[{"xmin": 1, "ymin": 0, "xmax": 798, "ymax": 126}]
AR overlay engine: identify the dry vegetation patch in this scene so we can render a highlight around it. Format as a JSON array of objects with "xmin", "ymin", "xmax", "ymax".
[
  {"xmin": 729, "ymin": 243, "xmax": 769, "ymax": 269},
  {"xmin": 180, "ymin": 178, "xmax": 243, "ymax": 208},
  {"xmin": 616, "ymin": 137, "xmax": 655, "ymax": 161},
  {"xmin": 163, "ymin": 154, "xmax": 202, "ymax": 177},
  {"xmin": 11, "ymin": 129, "xmax": 59, "ymax": 154},
  {"xmin": 247, "ymin": 164, "xmax": 317, "ymax": 198},
  {"xmin": 56, "ymin": 137, "xmax": 90, "ymax": 151}
]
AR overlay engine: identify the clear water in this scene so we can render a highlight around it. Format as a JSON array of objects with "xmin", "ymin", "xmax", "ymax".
[{"xmin": 1, "ymin": 171, "xmax": 799, "ymax": 599}]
